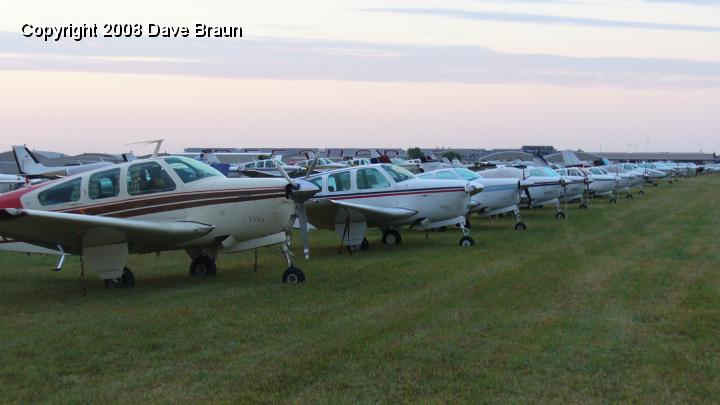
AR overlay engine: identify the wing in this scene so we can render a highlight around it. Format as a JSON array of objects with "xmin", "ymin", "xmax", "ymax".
[
  {"xmin": 0, "ymin": 208, "xmax": 213, "ymax": 254},
  {"xmin": 329, "ymin": 200, "xmax": 417, "ymax": 224}
]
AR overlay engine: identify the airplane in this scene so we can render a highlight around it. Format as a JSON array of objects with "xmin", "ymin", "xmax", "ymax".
[
  {"xmin": 0, "ymin": 174, "xmax": 27, "ymax": 194},
  {"xmin": 478, "ymin": 166, "xmax": 570, "ymax": 219},
  {"xmin": 302, "ymin": 164, "xmax": 481, "ymax": 249},
  {"xmin": 295, "ymin": 157, "xmax": 347, "ymax": 171},
  {"xmin": 417, "ymin": 167, "xmax": 528, "ymax": 230},
  {"xmin": 236, "ymin": 157, "xmax": 304, "ymax": 178},
  {"xmin": 0, "ymin": 155, "xmax": 319, "ymax": 288},
  {"xmin": 12, "ymin": 145, "xmax": 114, "ymax": 178},
  {"xmin": 583, "ymin": 167, "xmax": 620, "ymax": 203}
]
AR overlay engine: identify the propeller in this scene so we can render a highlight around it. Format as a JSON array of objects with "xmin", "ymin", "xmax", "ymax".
[
  {"xmin": 304, "ymin": 152, "xmax": 320, "ymax": 180},
  {"xmin": 277, "ymin": 165, "xmax": 318, "ymax": 260}
]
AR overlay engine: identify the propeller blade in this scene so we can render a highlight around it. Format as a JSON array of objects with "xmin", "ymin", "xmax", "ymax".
[
  {"xmin": 298, "ymin": 202, "xmax": 310, "ymax": 259},
  {"xmin": 276, "ymin": 165, "xmax": 299, "ymax": 190},
  {"xmin": 304, "ymin": 152, "xmax": 320, "ymax": 180}
]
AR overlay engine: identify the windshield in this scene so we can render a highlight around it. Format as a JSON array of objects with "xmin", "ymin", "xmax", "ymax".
[
  {"xmin": 164, "ymin": 156, "xmax": 223, "ymax": 183},
  {"xmin": 381, "ymin": 164, "xmax": 415, "ymax": 182},
  {"xmin": 454, "ymin": 168, "xmax": 480, "ymax": 180}
]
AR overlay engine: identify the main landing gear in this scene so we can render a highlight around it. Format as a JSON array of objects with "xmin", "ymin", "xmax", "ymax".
[
  {"xmin": 104, "ymin": 267, "xmax": 135, "ymax": 288},
  {"xmin": 382, "ymin": 229, "xmax": 402, "ymax": 245},
  {"xmin": 190, "ymin": 255, "xmax": 217, "ymax": 277}
]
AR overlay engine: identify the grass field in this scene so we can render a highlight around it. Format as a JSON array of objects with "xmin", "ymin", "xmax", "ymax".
[{"xmin": 1, "ymin": 176, "xmax": 719, "ymax": 403}]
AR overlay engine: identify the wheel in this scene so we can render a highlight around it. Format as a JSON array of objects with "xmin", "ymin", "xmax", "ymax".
[
  {"xmin": 104, "ymin": 267, "xmax": 135, "ymax": 289},
  {"xmin": 609, "ymin": 198, "xmax": 617, "ymax": 204},
  {"xmin": 555, "ymin": 212, "xmax": 566, "ymax": 219},
  {"xmin": 459, "ymin": 236, "xmax": 475, "ymax": 247},
  {"xmin": 382, "ymin": 230, "xmax": 402, "ymax": 245},
  {"xmin": 514, "ymin": 222, "xmax": 527, "ymax": 231},
  {"xmin": 626, "ymin": 194, "xmax": 633, "ymax": 199},
  {"xmin": 579, "ymin": 203, "xmax": 588, "ymax": 210},
  {"xmin": 282, "ymin": 266, "xmax": 305, "ymax": 284},
  {"xmin": 190, "ymin": 255, "xmax": 217, "ymax": 277},
  {"xmin": 639, "ymin": 190, "xmax": 645, "ymax": 195},
  {"xmin": 360, "ymin": 237, "xmax": 370, "ymax": 251}
]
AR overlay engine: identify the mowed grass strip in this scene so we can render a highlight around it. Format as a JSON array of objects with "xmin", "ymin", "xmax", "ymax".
[{"xmin": 1, "ymin": 177, "xmax": 719, "ymax": 403}]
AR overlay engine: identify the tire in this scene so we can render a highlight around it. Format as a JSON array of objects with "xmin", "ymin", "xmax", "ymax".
[
  {"xmin": 626, "ymin": 194, "xmax": 633, "ymax": 199},
  {"xmin": 459, "ymin": 236, "xmax": 475, "ymax": 247},
  {"xmin": 556, "ymin": 212, "xmax": 566, "ymax": 219},
  {"xmin": 282, "ymin": 266, "xmax": 305, "ymax": 284},
  {"xmin": 639, "ymin": 190, "xmax": 645, "ymax": 195},
  {"xmin": 190, "ymin": 256, "xmax": 217, "ymax": 277},
  {"xmin": 360, "ymin": 237, "xmax": 370, "ymax": 251},
  {"xmin": 382, "ymin": 230, "xmax": 402, "ymax": 245},
  {"xmin": 514, "ymin": 222, "xmax": 527, "ymax": 231},
  {"xmin": 609, "ymin": 198, "xmax": 617, "ymax": 204},
  {"xmin": 579, "ymin": 203, "xmax": 588, "ymax": 210},
  {"xmin": 104, "ymin": 267, "xmax": 135, "ymax": 289}
]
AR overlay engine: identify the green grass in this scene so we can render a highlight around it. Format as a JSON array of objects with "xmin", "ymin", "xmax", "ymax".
[{"xmin": 1, "ymin": 176, "xmax": 720, "ymax": 403}]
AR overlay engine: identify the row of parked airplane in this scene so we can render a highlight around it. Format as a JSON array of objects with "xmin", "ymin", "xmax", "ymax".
[{"xmin": 0, "ymin": 145, "xmax": 715, "ymax": 290}]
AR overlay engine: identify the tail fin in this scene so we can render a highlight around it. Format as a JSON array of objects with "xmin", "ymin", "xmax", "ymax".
[{"xmin": 12, "ymin": 145, "xmax": 46, "ymax": 175}]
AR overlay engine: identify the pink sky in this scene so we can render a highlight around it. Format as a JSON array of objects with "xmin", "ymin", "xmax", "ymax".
[{"xmin": 1, "ymin": 70, "xmax": 719, "ymax": 154}]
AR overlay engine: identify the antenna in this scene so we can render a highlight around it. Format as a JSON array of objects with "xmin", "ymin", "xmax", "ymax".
[{"xmin": 126, "ymin": 139, "xmax": 164, "ymax": 158}]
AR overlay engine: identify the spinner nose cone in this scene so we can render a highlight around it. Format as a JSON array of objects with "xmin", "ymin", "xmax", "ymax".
[{"xmin": 288, "ymin": 179, "xmax": 320, "ymax": 202}]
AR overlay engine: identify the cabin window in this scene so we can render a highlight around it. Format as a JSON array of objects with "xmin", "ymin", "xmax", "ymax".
[
  {"xmin": 89, "ymin": 168, "xmax": 120, "ymax": 200},
  {"xmin": 529, "ymin": 168, "xmax": 545, "ymax": 177},
  {"xmin": 381, "ymin": 165, "xmax": 414, "ymax": 183},
  {"xmin": 38, "ymin": 178, "xmax": 81, "ymax": 206},
  {"xmin": 327, "ymin": 171, "xmax": 351, "ymax": 192},
  {"xmin": 265, "ymin": 160, "xmax": 276, "ymax": 168},
  {"xmin": 436, "ymin": 171, "xmax": 457, "ymax": 180},
  {"xmin": 127, "ymin": 162, "xmax": 176, "ymax": 196},
  {"xmin": 165, "ymin": 157, "xmax": 222, "ymax": 183},
  {"xmin": 356, "ymin": 168, "xmax": 390, "ymax": 189}
]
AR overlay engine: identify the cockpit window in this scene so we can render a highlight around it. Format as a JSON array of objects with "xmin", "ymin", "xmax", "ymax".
[
  {"xmin": 89, "ymin": 168, "xmax": 121, "ymax": 200},
  {"xmin": 436, "ymin": 171, "xmax": 458, "ymax": 180},
  {"xmin": 529, "ymin": 168, "xmax": 545, "ymax": 177},
  {"xmin": 38, "ymin": 178, "xmax": 81, "ymax": 206},
  {"xmin": 381, "ymin": 165, "xmax": 414, "ymax": 183},
  {"xmin": 327, "ymin": 171, "xmax": 351, "ymax": 192},
  {"xmin": 127, "ymin": 162, "xmax": 176, "ymax": 195},
  {"xmin": 357, "ymin": 168, "xmax": 391, "ymax": 189},
  {"xmin": 309, "ymin": 176, "xmax": 323, "ymax": 190},
  {"xmin": 454, "ymin": 168, "xmax": 480, "ymax": 180},
  {"xmin": 417, "ymin": 173, "xmax": 433, "ymax": 179},
  {"xmin": 165, "ymin": 157, "xmax": 222, "ymax": 183}
]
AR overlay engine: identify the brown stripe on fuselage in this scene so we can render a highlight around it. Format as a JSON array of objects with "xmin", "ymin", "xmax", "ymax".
[{"xmin": 55, "ymin": 188, "xmax": 287, "ymax": 218}]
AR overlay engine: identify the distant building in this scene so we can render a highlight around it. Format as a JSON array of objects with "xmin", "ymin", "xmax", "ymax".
[{"xmin": 587, "ymin": 152, "xmax": 716, "ymax": 164}]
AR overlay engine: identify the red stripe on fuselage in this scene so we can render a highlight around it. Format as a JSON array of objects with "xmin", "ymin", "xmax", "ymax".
[{"xmin": 315, "ymin": 187, "xmax": 465, "ymax": 201}]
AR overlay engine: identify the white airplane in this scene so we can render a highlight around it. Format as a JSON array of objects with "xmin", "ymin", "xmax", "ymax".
[
  {"xmin": 295, "ymin": 157, "xmax": 347, "ymax": 171},
  {"xmin": 553, "ymin": 167, "xmax": 591, "ymax": 209},
  {"xmin": 417, "ymin": 167, "xmax": 528, "ymax": 230},
  {"xmin": 584, "ymin": 167, "xmax": 620, "ymax": 203},
  {"xmin": 12, "ymin": 145, "xmax": 114, "ymax": 178},
  {"xmin": 303, "ymin": 164, "xmax": 481, "ymax": 249},
  {"xmin": 0, "ymin": 156, "xmax": 319, "ymax": 287},
  {"xmin": 236, "ymin": 157, "xmax": 304, "ymax": 178},
  {"xmin": 479, "ymin": 166, "xmax": 570, "ymax": 219},
  {"xmin": 0, "ymin": 174, "xmax": 27, "ymax": 194}
]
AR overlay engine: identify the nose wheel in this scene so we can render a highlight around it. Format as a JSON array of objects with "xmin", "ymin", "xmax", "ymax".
[
  {"xmin": 555, "ymin": 211, "xmax": 566, "ymax": 219},
  {"xmin": 459, "ymin": 235, "xmax": 475, "ymax": 247},
  {"xmin": 282, "ymin": 266, "xmax": 305, "ymax": 284},
  {"xmin": 514, "ymin": 222, "xmax": 527, "ymax": 231}
]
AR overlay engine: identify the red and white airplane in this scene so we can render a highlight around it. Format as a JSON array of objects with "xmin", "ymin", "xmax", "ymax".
[{"xmin": 0, "ymin": 156, "xmax": 318, "ymax": 287}]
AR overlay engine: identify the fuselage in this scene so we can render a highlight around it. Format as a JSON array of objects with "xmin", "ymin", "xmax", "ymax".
[{"xmin": 0, "ymin": 156, "xmax": 296, "ymax": 254}]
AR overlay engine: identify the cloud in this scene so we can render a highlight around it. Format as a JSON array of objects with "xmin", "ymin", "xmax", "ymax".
[
  {"xmin": 362, "ymin": 7, "xmax": 720, "ymax": 32},
  {"xmin": 1, "ymin": 33, "xmax": 719, "ymax": 88}
]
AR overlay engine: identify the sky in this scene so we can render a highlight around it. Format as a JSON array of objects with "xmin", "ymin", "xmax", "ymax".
[{"xmin": 1, "ymin": 0, "xmax": 720, "ymax": 154}]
